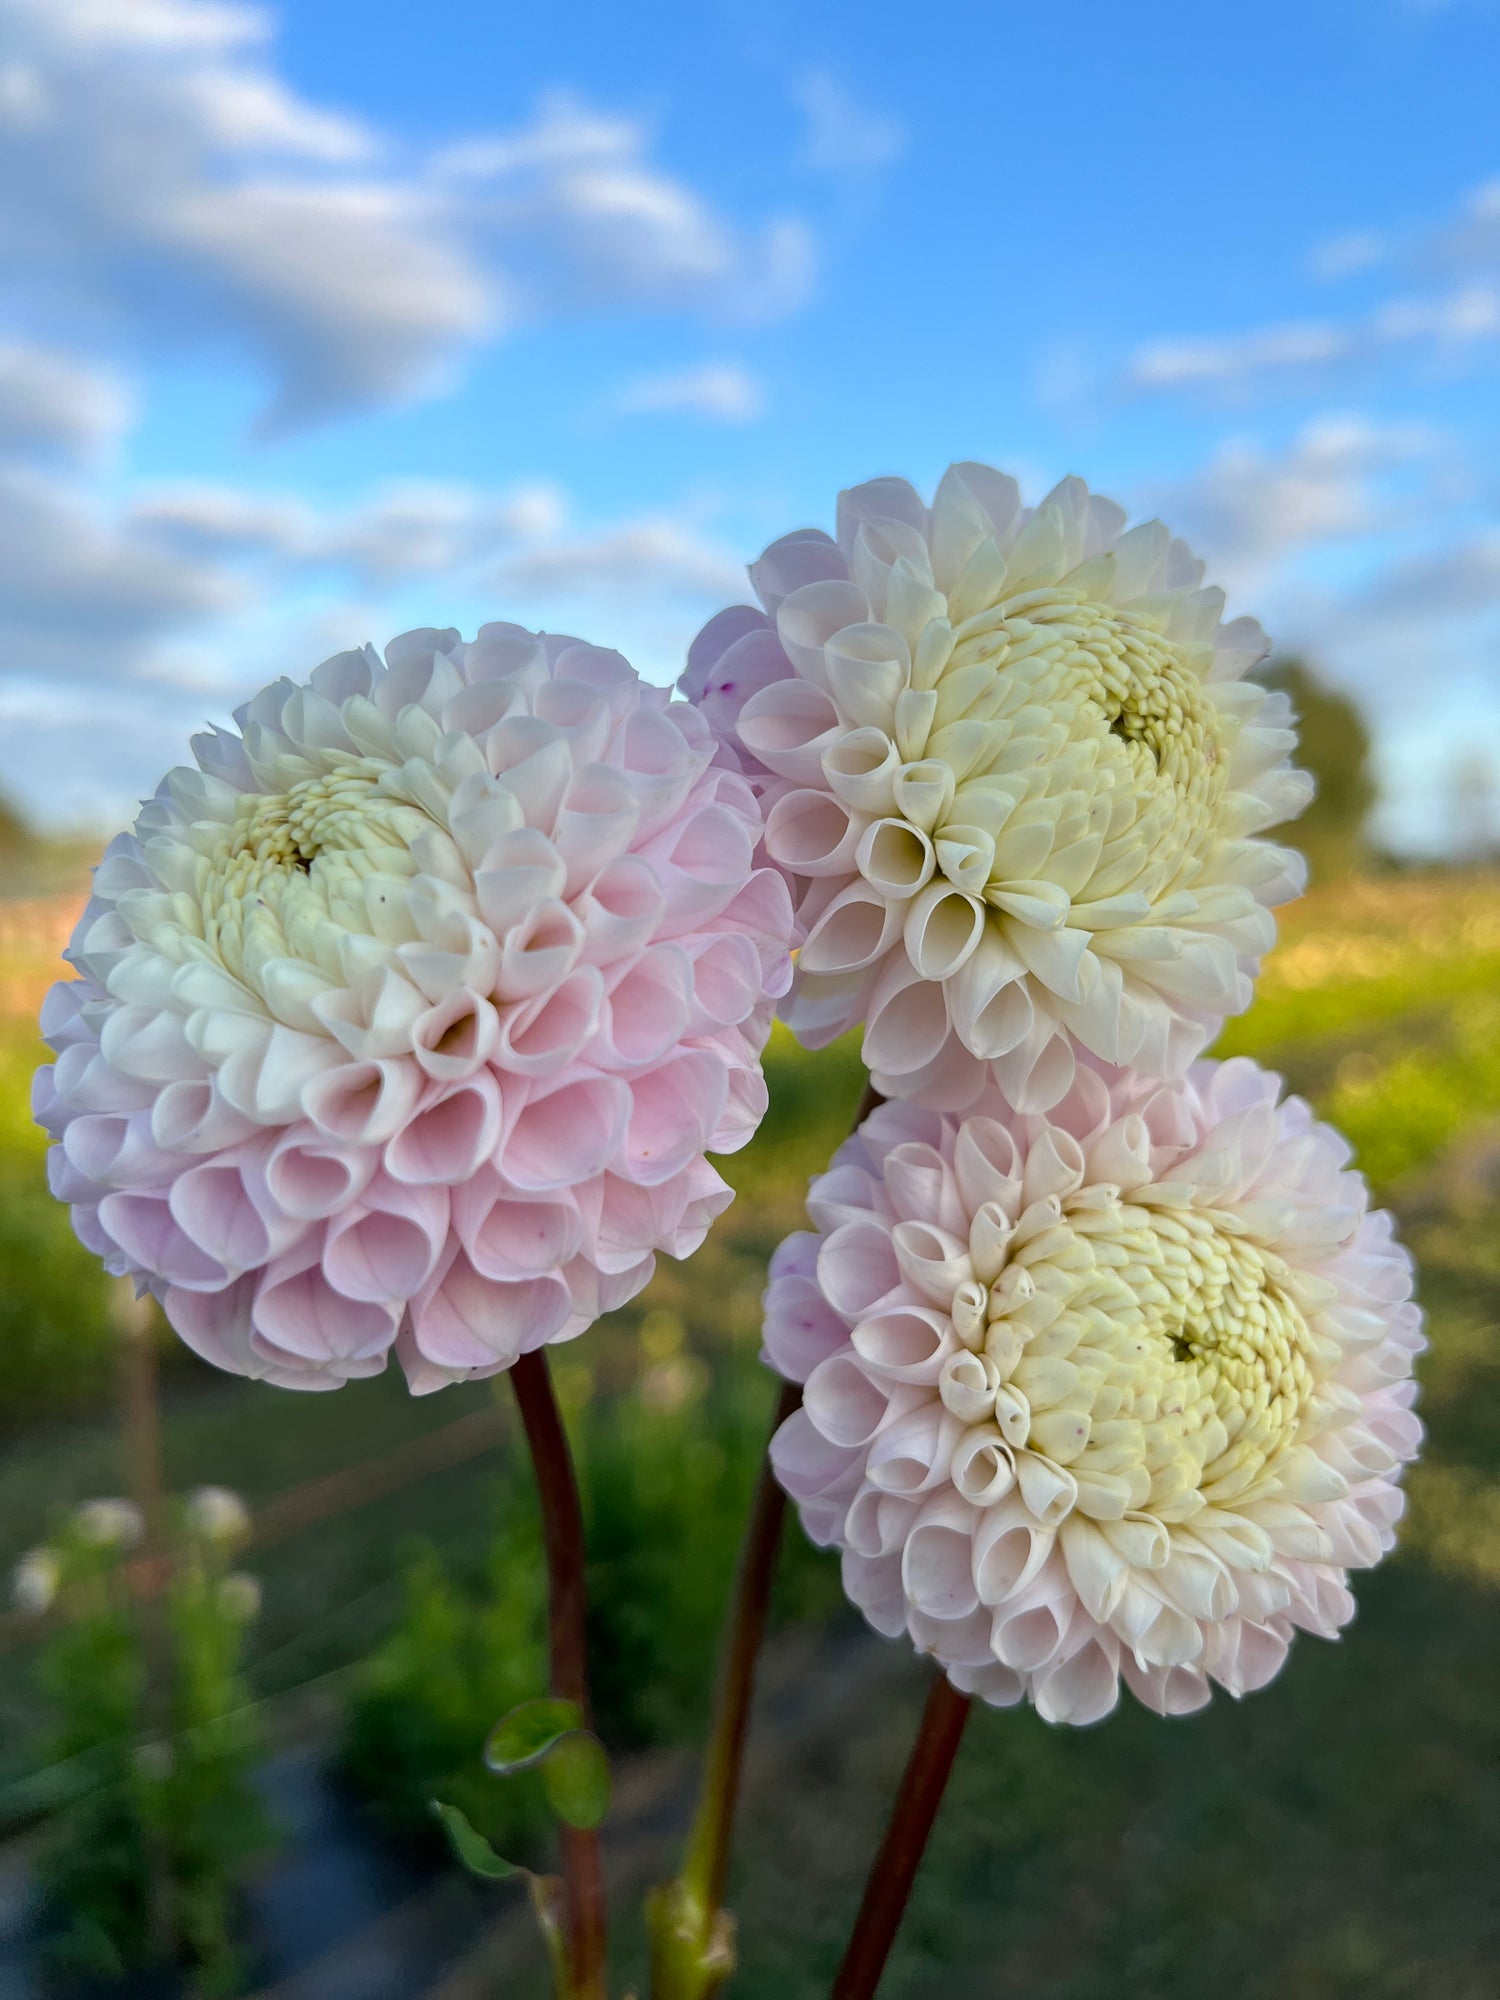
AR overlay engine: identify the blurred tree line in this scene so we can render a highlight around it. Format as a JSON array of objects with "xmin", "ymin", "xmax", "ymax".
[
  {"xmin": 0, "ymin": 792, "xmax": 29, "ymax": 862},
  {"xmin": 0, "ymin": 790, "xmax": 98, "ymax": 898},
  {"xmin": 1261, "ymin": 656, "xmax": 1376, "ymax": 884}
]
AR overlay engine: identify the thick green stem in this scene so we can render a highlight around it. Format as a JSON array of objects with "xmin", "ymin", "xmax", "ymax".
[
  {"xmin": 647, "ymin": 1377, "xmax": 801, "ymax": 1997},
  {"xmin": 830, "ymin": 1671, "xmax": 971, "ymax": 2000},
  {"xmin": 648, "ymin": 1077, "xmax": 886, "ymax": 1999},
  {"xmin": 511, "ymin": 1349, "xmax": 609, "ymax": 2000}
]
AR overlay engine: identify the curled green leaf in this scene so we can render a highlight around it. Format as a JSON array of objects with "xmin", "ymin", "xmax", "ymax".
[
  {"xmin": 430, "ymin": 1799, "xmax": 520, "ymax": 1880},
  {"xmin": 483, "ymin": 1697, "xmax": 585, "ymax": 1776},
  {"xmin": 542, "ymin": 1729, "xmax": 611, "ymax": 1831}
]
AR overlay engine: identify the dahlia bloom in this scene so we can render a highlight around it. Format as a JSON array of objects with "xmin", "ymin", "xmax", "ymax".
[
  {"xmin": 37, "ymin": 627, "xmax": 793, "ymax": 1393},
  {"xmin": 766, "ymin": 1061, "xmax": 1422, "ymax": 1723},
  {"xmin": 684, "ymin": 466, "xmax": 1310, "ymax": 1111}
]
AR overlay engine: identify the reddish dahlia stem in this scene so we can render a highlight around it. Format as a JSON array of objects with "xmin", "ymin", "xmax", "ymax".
[
  {"xmin": 830, "ymin": 1671, "xmax": 972, "ymax": 2000},
  {"xmin": 117, "ymin": 1284, "xmax": 176, "ymax": 1963},
  {"xmin": 510, "ymin": 1349, "xmax": 609, "ymax": 2000}
]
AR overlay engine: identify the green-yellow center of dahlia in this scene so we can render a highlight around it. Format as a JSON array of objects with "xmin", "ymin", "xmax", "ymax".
[
  {"xmin": 976, "ymin": 1195, "xmax": 1316, "ymax": 1522},
  {"xmin": 953, "ymin": 590, "xmax": 1220, "ymax": 784},
  {"xmin": 198, "ymin": 767, "xmax": 439, "ymax": 989},
  {"xmin": 910, "ymin": 589, "xmax": 1229, "ymax": 914}
]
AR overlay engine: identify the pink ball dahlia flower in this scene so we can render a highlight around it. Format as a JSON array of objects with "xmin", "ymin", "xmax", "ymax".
[
  {"xmin": 36, "ymin": 626, "xmax": 794, "ymax": 1393},
  {"xmin": 765, "ymin": 1061, "xmax": 1422, "ymax": 1723},
  {"xmin": 684, "ymin": 465, "xmax": 1310, "ymax": 1112}
]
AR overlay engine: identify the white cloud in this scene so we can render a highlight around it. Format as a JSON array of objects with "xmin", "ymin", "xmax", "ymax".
[
  {"xmin": 791, "ymin": 71, "xmax": 905, "ymax": 174},
  {"xmin": 1310, "ymin": 229, "xmax": 1387, "ymax": 281},
  {"xmin": 0, "ymin": 14, "xmax": 815, "ymax": 427},
  {"xmin": 493, "ymin": 517, "xmax": 744, "ymax": 602},
  {"xmin": 1126, "ymin": 322, "xmax": 1352, "ymax": 392},
  {"xmin": 1156, "ymin": 414, "xmax": 1447, "ymax": 592},
  {"xmin": 324, "ymin": 481, "xmax": 567, "ymax": 584},
  {"xmin": 0, "ymin": 462, "xmax": 239, "ymax": 679},
  {"xmin": 1374, "ymin": 281, "xmax": 1500, "ymax": 346},
  {"xmin": 613, "ymin": 361, "xmax": 765, "ymax": 423},
  {"xmin": 1129, "ymin": 174, "xmax": 1500, "ymax": 402},
  {"xmin": 0, "ymin": 453, "xmax": 749, "ymax": 825},
  {"xmin": 1130, "ymin": 412, "xmax": 1499, "ymax": 857},
  {"xmin": 0, "ymin": 450, "xmax": 738, "ymax": 711},
  {"xmin": 439, "ymin": 91, "xmax": 816, "ymax": 325},
  {"xmin": 127, "ymin": 484, "xmax": 315, "ymax": 561},
  {"xmin": 0, "ymin": 0, "xmax": 489, "ymax": 424},
  {"xmin": 0, "ymin": 343, "xmax": 131, "ymax": 461},
  {"xmin": 130, "ymin": 476, "xmax": 569, "ymax": 584}
]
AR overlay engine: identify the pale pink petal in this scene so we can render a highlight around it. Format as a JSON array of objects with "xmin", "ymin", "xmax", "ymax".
[
  {"xmin": 503, "ymin": 1075, "xmax": 631, "ymax": 1192},
  {"xmin": 385, "ymin": 1073, "xmax": 504, "ymax": 1185}
]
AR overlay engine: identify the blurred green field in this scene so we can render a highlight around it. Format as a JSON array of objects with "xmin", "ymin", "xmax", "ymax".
[{"xmin": 0, "ymin": 871, "xmax": 1497, "ymax": 1996}]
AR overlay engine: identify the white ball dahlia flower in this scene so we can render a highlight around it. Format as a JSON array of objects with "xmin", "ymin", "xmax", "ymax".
[
  {"xmin": 37, "ymin": 627, "xmax": 794, "ymax": 1394},
  {"xmin": 684, "ymin": 466, "xmax": 1311, "ymax": 1111},
  {"xmin": 765, "ymin": 1061, "xmax": 1422, "ymax": 1724}
]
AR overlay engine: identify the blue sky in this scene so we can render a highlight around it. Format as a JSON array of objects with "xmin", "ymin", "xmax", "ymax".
[{"xmin": 2, "ymin": 0, "xmax": 1498, "ymax": 856}]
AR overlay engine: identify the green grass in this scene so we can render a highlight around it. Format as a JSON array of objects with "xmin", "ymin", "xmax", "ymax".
[{"xmin": 0, "ymin": 1029, "xmax": 117, "ymax": 1427}]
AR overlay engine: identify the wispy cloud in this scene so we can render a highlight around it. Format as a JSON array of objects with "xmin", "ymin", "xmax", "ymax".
[
  {"xmin": 791, "ymin": 71, "xmax": 905, "ymax": 174},
  {"xmin": 0, "ymin": 447, "xmax": 749, "ymax": 821},
  {"xmin": 128, "ymin": 478, "xmax": 568, "ymax": 584},
  {"xmin": 1309, "ymin": 229, "xmax": 1388, "ymax": 282},
  {"xmin": 1127, "ymin": 323, "xmax": 1352, "ymax": 393},
  {"xmin": 1153, "ymin": 414, "xmax": 1451, "ymax": 594},
  {"xmin": 612, "ymin": 362, "xmax": 765, "ymax": 423},
  {"xmin": 0, "ymin": 463, "xmax": 241, "ymax": 682},
  {"xmin": 1127, "ymin": 175, "xmax": 1500, "ymax": 402},
  {"xmin": 435, "ymin": 90, "xmax": 816, "ymax": 326},
  {"xmin": 0, "ymin": 344, "xmax": 132, "ymax": 462},
  {"xmin": 494, "ymin": 517, "xmax": 744, "ymax": 601}
]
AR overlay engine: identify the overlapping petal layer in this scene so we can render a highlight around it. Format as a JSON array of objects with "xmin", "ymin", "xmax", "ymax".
[
  {"xmin": 37, "ymin": 626, "xmax": 794, "ymax": 1392},
  {"xmin": 684, "ymin": 465, "xmax": 1311, "ymax": 1110},
  {"xmin": 765, "ymin": 1060, "xmax": 1422, "ymax": 1722}
]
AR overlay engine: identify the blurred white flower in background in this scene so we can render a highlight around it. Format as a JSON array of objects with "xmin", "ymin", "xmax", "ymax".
[
  {"xmin": 11, "ymin": 1548, "xmax": 61, "ymax": 1616},
  {"xmin": 186, "ymin": 1486, "xmax": 252, "ymax": 1548}
]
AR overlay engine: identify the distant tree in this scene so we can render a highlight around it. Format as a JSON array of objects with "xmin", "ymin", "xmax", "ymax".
[
  {"xmin": 0, "ymin": 791, "xmax": 31, "ymax": 858},
  {"xmin": 1448, "ymin": 748, "xmax": 1500, "ymax": 864},
  {"xmin": 1259, "ymin": 656, "xmax": 1377, "ymax": 885}
]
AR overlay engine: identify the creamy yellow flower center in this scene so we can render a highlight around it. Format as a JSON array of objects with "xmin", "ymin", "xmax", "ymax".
[
  {"xmin": 225, "ymin": 769, "xmax": 425, "ymax": 872},
  {"xmin": 199, "ymin": 767, "xmax": 440, "ymax": 990},
  {"xmin": 959, "ymin": 1192, "xmax": 1317, "ymax": 1524},
  {"xmin": 939, "ymin": 590, "xmax": 1227, "ymax": 889}
]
